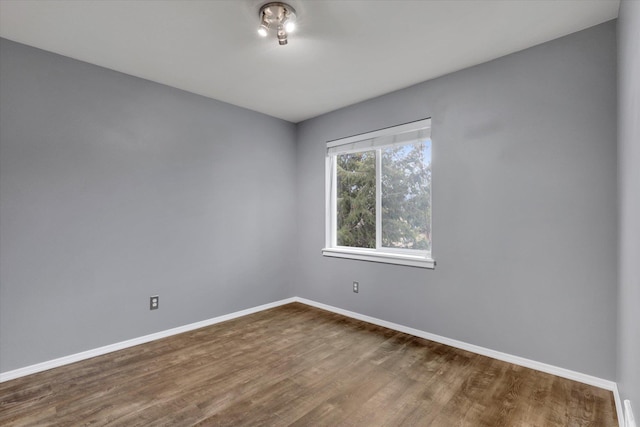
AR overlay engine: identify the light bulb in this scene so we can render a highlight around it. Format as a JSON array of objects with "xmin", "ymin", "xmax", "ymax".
[
  {"xmin": 277, "ymin": 24, "xmax": 288, "ymax": 45},
  {"xmin": 258, "ymin": 24, "xmax": 269, "ymax": 37},
  {"xmin": 284, "ymin": 21, "xmax": 295, "ymax": 33}
]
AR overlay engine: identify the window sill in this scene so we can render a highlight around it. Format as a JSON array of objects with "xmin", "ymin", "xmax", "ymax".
[{"xmin": 322, "ymin": 247, "xmax": 435, "ymax": 269}]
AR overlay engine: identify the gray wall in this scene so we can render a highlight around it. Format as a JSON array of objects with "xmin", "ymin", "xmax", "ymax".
[
  {"xmin": 295, "ymin": 21, "xmax": 618, "ymax": 380},
  {"xmin": 0, "ymin": 39, "xmax": 297, "ymax": 372},
  {"xmin": 618, "ymin": 0, "xmax": 640, "ymax": 406},
  {"xmin": 0, "ymin": 20, "xmax": 622, "ymax": 384}
]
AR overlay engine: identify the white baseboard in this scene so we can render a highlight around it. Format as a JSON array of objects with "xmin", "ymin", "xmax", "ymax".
[
  {"xmin": 0, "ymin": 297, "xmax": 296, "ymax": 383},
  {"xmin": 295, "ymin": 297, "xmax": 624, "ymax": 426},
  {"xmin": 625, "ymin": 400, "xmax": 636, "ymax": 427},
  {"xmin": 293, "ymin": 297, "xmax": 616, "ymax": 390},
  {"xmin": 614, "ymin": 384, "xmax": 627, "ymax": 427},
  {"xmin": 0, "ymin": 295, "xmax": 624, "ymax": 427}
]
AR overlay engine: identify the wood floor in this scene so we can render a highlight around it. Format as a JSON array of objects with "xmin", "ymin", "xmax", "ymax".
[{"xmin": 0, "ymin": 303, "xmax": 618, "ymax": 426}]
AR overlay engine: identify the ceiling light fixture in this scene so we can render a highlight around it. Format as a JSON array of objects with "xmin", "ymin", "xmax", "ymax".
[{"xmin": 257, "ymin": 2, "xmax": 297, "ymax": 46}]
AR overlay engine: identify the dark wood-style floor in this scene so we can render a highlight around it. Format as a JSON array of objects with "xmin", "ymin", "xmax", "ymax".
[{"xmin": 0, "ymin": 303, "xmax": 617, "ymax": 426}]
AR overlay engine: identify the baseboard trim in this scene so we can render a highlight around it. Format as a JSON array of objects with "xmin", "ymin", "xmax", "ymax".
[
  {"xmin": 625, "ymin": 399, "xmax": 636, "ymax": 427},
  {"xmin": 614, "ymin": 384, "xmax": 626, "ymax": 427},
  {"xmin": 0, "ymin": 294, "xmax": 621, "ymax": 426},
  {"xmin": 0, "ymin": 297, "xmax": 296, "ymax": 383},
  {"xmin": 296, "ymin": 297, "xmax": 623, "ymax": 425},
  {"xmin": 294, "ymin": 297, "xmax": 617, "ymax": 391}
]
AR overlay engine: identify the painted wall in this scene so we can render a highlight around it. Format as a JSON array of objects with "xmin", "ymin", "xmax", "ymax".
[
  {"xmin": 0, "ymin": 20, "xmax": 622, "ymax": 383},
  {"xmin": 618, "ymin": 0, "xmax": 640, "ymax": 407},
  {"xmin": 0, "ymin": 39, "xmax": 297, "ymax": 372},
  {"xmin": 295, "ymin": 22, "xmax": 618, "ymax": 380}
]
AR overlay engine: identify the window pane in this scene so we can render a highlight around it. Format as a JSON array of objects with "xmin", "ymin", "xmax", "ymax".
[
  {"xmin": 381, "ymin": 140, "xmax": 431, "ymax": 250},
  {"xmin": 336, "ymin": 151, "xmax": 376, "ymax": 248}
]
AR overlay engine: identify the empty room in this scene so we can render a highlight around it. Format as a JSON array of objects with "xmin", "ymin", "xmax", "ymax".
[{"xmin": 0, "ymin": 0, "xmax": 638, "ymax": 425}]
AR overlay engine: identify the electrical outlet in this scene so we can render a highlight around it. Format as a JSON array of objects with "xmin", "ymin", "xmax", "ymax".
[
  {"xmin": 353, "ymin": 281, "xmax": 359, "ymax": 293},
  {"xmin": 150, "ymin": 295, "xmax": 159, "ymax": 310}
]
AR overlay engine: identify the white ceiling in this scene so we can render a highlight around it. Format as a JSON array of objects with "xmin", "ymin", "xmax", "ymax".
[{"xmin": 0, "ymin": 0, "xmax": 619, "ymax": 123}]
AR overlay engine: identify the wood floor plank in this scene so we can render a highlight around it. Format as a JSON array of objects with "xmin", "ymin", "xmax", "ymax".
[{"xmin": 0, "ymin": 302, "xmax": 618, "ymax": 426}]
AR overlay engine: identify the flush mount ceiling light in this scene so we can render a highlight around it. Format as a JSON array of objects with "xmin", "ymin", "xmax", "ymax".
[{"xmin": 257, "ymin": 2, "xmax": 297, "ymax": 46}]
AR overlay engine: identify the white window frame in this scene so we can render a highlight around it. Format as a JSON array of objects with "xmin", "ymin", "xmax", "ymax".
[{"xmin": 322, "ymin": 118, "xmax": 435, "ymax": 269}]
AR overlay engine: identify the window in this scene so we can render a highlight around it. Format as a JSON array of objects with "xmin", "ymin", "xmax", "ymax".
[{"xmin": 323, "ymin": 118, "xmax": 434, "ymax": 269}]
